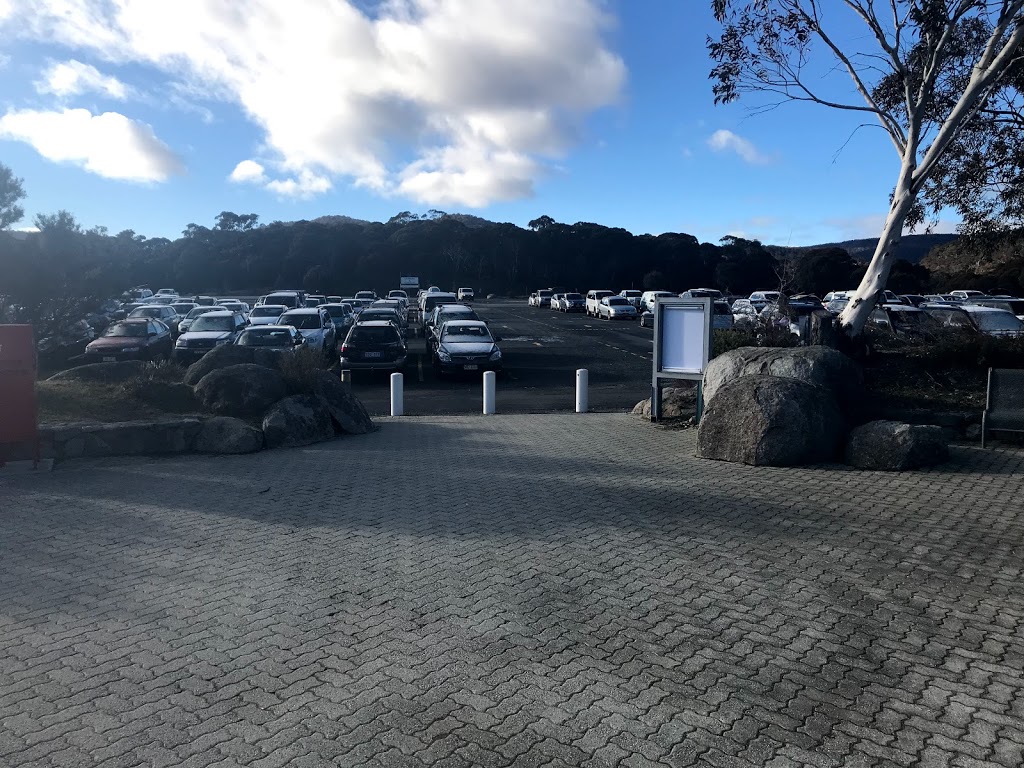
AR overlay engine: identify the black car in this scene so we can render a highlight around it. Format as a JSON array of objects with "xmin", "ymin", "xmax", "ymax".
[
  {"xmin": 339, "ymin": 321, "xmax": 407, "ymax": 371},
  {"xmin": 235, "ymin": 325, "xmax": 307, "ymax": 351},
  {"xmin": 173, "ymin": 310, "xmax": 249, "ymax": 363},
  {"xmin": 357, "ymin": 307, "xmax": 406, "ymax": 336}
]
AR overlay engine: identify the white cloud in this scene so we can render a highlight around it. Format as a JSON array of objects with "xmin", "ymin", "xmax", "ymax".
[
  {"xmin": 0, "ymin": 53, "xmax": 10, "ymax": 70},
  {"xmin": 707, "ymin": 129, "xmax": 772, "ymax": 165},
  {"xmin": 0, "ymin": 108, "xmax": 183, "ymax": 182},
  {"xmin": 265, "ymin": 170, "xmax": 332, "ymax": 199},
  {"xmin": 0, "ymin": 0, "xmax": 624, "ymax": 206},
  {"xmin": 36, "ymin": 59, "xmax": 129, "ymax": 99},
  {"xmin": 229, "ymin": 159, "xmax": 266, "ymax": 184}
]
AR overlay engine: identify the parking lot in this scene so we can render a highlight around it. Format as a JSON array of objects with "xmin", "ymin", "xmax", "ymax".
[
  {"xmin": 350, "ymin": 299, "xmax": 655, "ymax": 416},
  {"xmin": 3, "ymin": 416, "xmax": 1024, "ymax": 767}
]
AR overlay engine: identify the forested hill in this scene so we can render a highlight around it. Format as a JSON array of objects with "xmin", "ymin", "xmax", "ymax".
[{"xmin": 782, "ymin": 233, "xmax": 959, "ymax": 263}]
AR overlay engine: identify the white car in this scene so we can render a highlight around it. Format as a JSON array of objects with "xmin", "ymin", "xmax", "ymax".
[
  {"xmin": 457, "ymin": 287, "xmax": 475, "ymax": 302},
  {"xmin": 597, "ymin": 296, "xmax": 638, "ymax": 320},
  {"xmin": 278, "ymin": 308, "xmax": 337, "ymax": 354},
  {"xmin": 640, "ymin": 290, "xmax": 675, "ymax": 312},
  {"xmin": 619, "ymin": 290, "xmax": 643, "ymax": 308},
  {"xmin": 749, "ymin": 291, "xmax": 782, "ymax": 311},
  {"xmin": 586, "ymin": 290, "xmax": 615, "ymax": 316},
  {"xmin": 549, "ymin": 293, "xmax": 565, "ymax": 310},
  {"xmin": 247, "ymin": 304, "xmax": 289, "ymax": 326}
]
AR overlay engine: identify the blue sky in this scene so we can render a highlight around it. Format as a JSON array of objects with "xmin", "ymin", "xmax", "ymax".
[{"xmin": 0, "ymin": 1, "xmax": 940, "ymax": 246}]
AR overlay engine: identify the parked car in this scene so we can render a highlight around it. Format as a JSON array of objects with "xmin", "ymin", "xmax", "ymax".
[
  {"xmin": 387, "ymin": 290, "xmax": 409, "ymax": 309},
  {"xmin": 899, "ymin": 294, "xmax": 926, "ymax": 307},
  {"xmin": 420, "ymin": 292, "xmax": 458, "ymax": 321},
  {"xmin": 155, "ymin": 288, "xmax": 177, "ymax": 297},
  {"xmin": 248, "ymin": 304, "xmax": 289, "ymax": 326},
  {"xmin": 339, "ymin": 321, "xmax": 407, "ymax": 371},
  {"xmin": 640, "ymin": 310, "xmax": 654, "ymax": 328},
  {"xmin": 357, "ymin": 307, "xmax": 407, "ymax": 335},
  {"xmin": 85, "ymin": 318, "xmax": 173, "ymax": 362},
  {"xmin": 748, "ymin": 291, "xmax": 782, "ymax": 311},
  {"xmin": 922, "ymin": 294, "xmax": 961, "ymax": 304},
  {"xmin": 732, "ymin": 299, "xmax": 760, "ymax": 327},
  {"xmin": 234, "ymin": 325, "xmax": 307, "ymax": 351},
  {"xmin": 825, "ymin": 298, "xmax": 850, "ymax": 315},
  {"xmin": 278, "ymin": 308, "xmax": 337, "ymax": 354},
  {"xmin": 527, "ymin": 292, "xmax": 538, "ymax": 307},
  {"xmin": 320, "ymin": 303, "xmax": 355, "ymax": 335},
  {"xmin": 355, "ymin": 290, "xmax": 378, "ymax": 302},
  {"xmin": 560, "ymin": 292, "xmax": 586, "ymax": 312},
  {"xmin": 966, "ymin": 296, "xmax": 1024, "ymax": 320},
  {"xmin": 680, "ymin": 288, "xmax": 723, "ymax": 300},
  {"xmin": 549, "ymin": 293, "xmax": 565, "ymax": 311},
  {"xmin": 922, "ymin": 304, "xmax": 1024, "ymax": 337},
  {"xmin": 822, "ymin": 290, "xmax": 855, "ymax": 304},
  {"xmin": 327, "ymin": 295, "xmax": 344, "ymax": 304},
  {"xmin": 619, "ymin": 289, "xmax": 643, "ymax": 308},
  {"xmin": 303, "ymin": 295, "xmax": 326, "ymax": 308},
  {"xmin": 173, "ymin": 310, "xmax": 250, "ymax": 362},
  {"xmin": 427, "ymin": 304, "xmax": 481, "ymax": 351},
  {"xmin": 712, "ymin": 299, "xmax": 735, "ymax": 330},
  {"xmin": 586, "ymin": 290, "xmax": 615, "ymax": 316},
  {"xmin": 128, "ymin": 304, "xmax": 182, "ymax": 335},
  {"xmin": 171, "ymin": 301, "xmax": 199, "ymax": 317},
  {"xmin": 178, "ymin": 305, "xmax": 228, "ymax": 334},
  {"xmin": 457, "ymin": 287, "xmax": 475, "ymax": 302},
  {"xmin": 867, "ymin": 305, "xmax": 932, "ymax": 339},
  {"xmin": 263, "ymin": 291, "xmax": 304, "ymax": 309},
  {"xmin": 532, "ymin": 289, "xmax": 554, "ymax": 308},
  {"xmin": 344, "ymin": 298, "xmax": 368, "ymax": 315},
  {"xmin": 597, "ymin": 296, "xmax": 638, "ymax": 320},
  {"xmin": 193, "ymin": 295, "xmax": 219, "ymax": 306},
  {"xmin": 38, "ymin": 319, "xmax": 97, "ymax": 361},
  {"xmin": 640, "ymin": 290, "xmax": 675, "ymax": 312},
  {"xmin": 217, "ymin": 299, "xmax": 250, "ymax": 314},
  {"xmin": 433, "ymin": 320, "xmax": 503, "ymax": 376},
  {"xmin": 949, "ymin": 290, "xmax": 986, "ymax": 301}
]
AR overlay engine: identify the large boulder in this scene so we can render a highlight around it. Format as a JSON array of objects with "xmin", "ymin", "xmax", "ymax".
[
  {"xmin": 697, "ymin": 376, "xmax": 844, "ymax": 466},
  {"xmin": 703, "ymin": 347, "xmax": 862, "ymax": 408},
  {"xmin": 845, "ymin": 421, "xmax": 948, "ymax": 470},
  {"xmin": 193, "ymin": 417, "xmax": 264, "ymax": 454},
  {"xmin": 632, "ymin": 387, "xmax": 696, "ymax": 420},
  {"xmin": 47, "ymin": 361, "xmax": 145, "ymax": 383},
  {"xmin": 193, "ymin": 364, "xmax": 287, "ymax": 417},
  {"xmin": 183, "ymin": 345, "xmax": 283, "ymax": 386},
  {"xmin": 262, "ymin": 395, "xmax": 335, "ymax": 449},
  {"xmin": 312, "ymin": 371, "xmax": 375, "ymax": 434}
]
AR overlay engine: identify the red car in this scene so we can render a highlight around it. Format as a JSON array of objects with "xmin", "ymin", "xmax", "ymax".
[{"xmin": 84, "ymin": 318, "xmax": 173, "ymax": 362}]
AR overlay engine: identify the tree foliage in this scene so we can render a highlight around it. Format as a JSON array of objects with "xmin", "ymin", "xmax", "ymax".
[
  {"xmin": 709, "ymin": 0, "xmax": 1024, "ymax": 334},
  {"xmin": 0, "ymin": 162, "xmax": 26, "ymax": 230}
]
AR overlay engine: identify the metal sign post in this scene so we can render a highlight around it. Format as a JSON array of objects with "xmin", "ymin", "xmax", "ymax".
[{"xmin": 651, "ymin": 297, "xmax": 713, "ymax": 423}]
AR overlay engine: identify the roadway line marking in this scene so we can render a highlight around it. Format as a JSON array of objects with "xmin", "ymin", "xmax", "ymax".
[
  {"xmin": 418, "ymin": 356, "xmax": 424, "ymax": 382},
  {"xmin": 533, "ymin": 342, "xmax": 542, "ymax": 347}
]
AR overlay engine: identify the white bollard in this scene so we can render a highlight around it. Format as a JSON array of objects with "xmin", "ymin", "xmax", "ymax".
[
  {"xmin": 576, "ymin": 368, "xmax": 589, "ymax": 413},
  {"xmin": 482, "ymin": 371, "xmax": 496, "ymax": 415},
  {"xmin": 390, "ymin": 372, "xmax": 404, "ymax": 417}
]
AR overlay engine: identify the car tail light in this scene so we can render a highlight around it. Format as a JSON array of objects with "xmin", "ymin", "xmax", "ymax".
[{"xmin": 339, "ymin": 343, "xmax": 348, "ymax": 354}]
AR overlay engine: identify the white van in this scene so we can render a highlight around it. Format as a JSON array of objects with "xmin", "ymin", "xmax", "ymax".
[
  {"xmin": 640, "ymin": 290, "xmax": 675, "ymax": 312},
  {"xmin": 585, "ymin": 290, "xmax": 615, "ymax": 316}
]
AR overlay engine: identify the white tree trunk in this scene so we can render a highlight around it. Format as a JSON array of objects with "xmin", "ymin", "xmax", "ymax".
[{"xmin": 838, "ymin": 164, "xmax": 917, "ymax": 336}]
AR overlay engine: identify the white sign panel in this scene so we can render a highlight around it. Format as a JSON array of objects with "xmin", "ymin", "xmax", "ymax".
[{"xmin": 660, "ymin": 305, "xmax": 707, "ymax": 374}]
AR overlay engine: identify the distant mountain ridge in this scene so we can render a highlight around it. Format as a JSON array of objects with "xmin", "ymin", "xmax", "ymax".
[{"xmin": 786, "ymin": 233, "xmax": 959, "ymax": 263}]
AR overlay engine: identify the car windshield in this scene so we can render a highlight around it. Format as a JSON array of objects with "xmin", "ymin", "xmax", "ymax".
[
  {"xmin": 443, "ymin": 325, "xmax": 492, "ymax": 341},
  {"xmin": 186, "ymin": 307, "xmax": 222, "ymax": 319},
  {"xmin": 973, "ymin": 311, "xmax": 1024, "ymax": 332},
  {"xmin": 350, "ymin": 326, "xmax": 398, "ymax": 343},
  {"xmin": 104, "ymin": 323, "xmax": 148, "ymax": 338},
  {"xmin": 323, "ymin": 305, "xmax": 350, "ymax": 318},
  {"xmin": 190, "ymin": 316, "xmax": 236, "ymax": 332},
  {"xmin": 172, "ymin": 304, "xmax": 196, "ymax": 313},
  {"xmin": 539, "ymin": 291, "xmax": 553, "ymax": 297},
  {"xmin": 130, "ymin": 307, "xmax": 164, "ymax": 318},
  {"xmin": 440, "ymin": 311, "xmax": 477, "ymax": 323},
  {"xmin": 280, "ymin": 313, "xmax": 323, "ymax": 330},
  {"xmin": 926, "ymin": 309, "xmax": 972, "ymax": 328},
  {"xmin": 355, "ymin": 292, "xmax": 375, "ymax": 299},
  {"xmin": 607, "ymin": 298, "xmax": 629, "ymax": 306},
  {"xmin": 238, "ymin": 329, "xmax": 293, "ymax": 346},
  {"xmin": 566, "ymin": 293, "xmax": 583, "ymax": 301},
  {"xmin": 251, "ymin": 306, "xmax": 285, "ymax": 318}
]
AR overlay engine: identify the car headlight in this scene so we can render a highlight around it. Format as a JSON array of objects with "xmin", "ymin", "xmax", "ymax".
[
  {"xmin": 437, "ymin": 349, "xmax": 452, "ymax": 362},
  {"xmin": 489, "ymin": 349, "xmax": 502, "ymax": 361},
  {"xmin": 175, "ymin": 339, "xmax": 187, "ymax": 347},
  {"xmin": 215, "ymin": 339, "xmax": 230, "ymax": 346},
  {"xmin": 608, "ymin": 309, "xmax": 618, "ymax": 315}
]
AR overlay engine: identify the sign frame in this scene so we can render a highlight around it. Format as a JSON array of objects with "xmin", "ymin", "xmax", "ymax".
[
  {"xmin": 650, "ymin": 297, "xmax": 713, "ymax": 422},
  {"xmin": 0, "ymin": 324, "xmax": 40, "ymax": 467}
]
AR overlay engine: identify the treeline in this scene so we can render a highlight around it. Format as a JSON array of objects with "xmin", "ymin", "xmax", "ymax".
[{"xmin": 4, "ymin": 209, "xmax": 1024, "ymax": 330}]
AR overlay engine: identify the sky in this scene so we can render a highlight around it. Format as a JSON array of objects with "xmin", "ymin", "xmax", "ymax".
[{"xmin": 0, "ymin": 0, "xmax": 956, "ymax": 246}]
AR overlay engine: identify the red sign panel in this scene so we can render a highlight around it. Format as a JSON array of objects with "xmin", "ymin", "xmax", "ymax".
[{"xmin": 0, "ymin": 325, "xmax": 39, "ymax": 462}]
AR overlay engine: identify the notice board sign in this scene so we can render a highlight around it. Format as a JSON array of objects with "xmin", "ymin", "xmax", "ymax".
[
  {"xmin": 0, "ymin": 324, "xmax": 40, "ymax": 464},
  {"xmin": 651, "ymin": 298, "xmax": 712, "ymax": 421}
]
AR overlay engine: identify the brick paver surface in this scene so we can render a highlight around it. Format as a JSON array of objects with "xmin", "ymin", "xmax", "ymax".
[{"xmin": 2, "ymin": 413, "xmax": 1024, "ymax": 767}]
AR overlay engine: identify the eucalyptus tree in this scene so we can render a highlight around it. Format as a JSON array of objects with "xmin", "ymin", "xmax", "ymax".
[{"xmin": 709, "ymin": 1, "xmax": 1024, "ymax": 335}]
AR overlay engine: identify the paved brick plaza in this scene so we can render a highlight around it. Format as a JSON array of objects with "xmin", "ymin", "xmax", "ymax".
[{"xmin": 1, "ymin": 414, "xmax": 1023, "ymax": 767}]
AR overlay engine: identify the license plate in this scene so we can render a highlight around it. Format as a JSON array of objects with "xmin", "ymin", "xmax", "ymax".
[
  {"xmin": 364, "ymin": 351, "xmax": 383, "ymax": 358},
  {"xmin": 103, "ymin": 356, "xmax": 116, "ymax": 362},
  {"xmin": 464, "ymin": 364, "xmax": 478, "ymax": 371}
]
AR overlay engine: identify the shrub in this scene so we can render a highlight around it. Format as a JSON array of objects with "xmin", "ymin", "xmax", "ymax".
[
  {"xmin": 712, "ymin": 320, "xmax": 798, "ymax": 358},
  {"xmin": 904, "ymin": 330, "xmax": 1024, "ymax": 371},
  {"xmin": 277, "ymin": 346, "xmax": 330, "ymax": 395}
]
